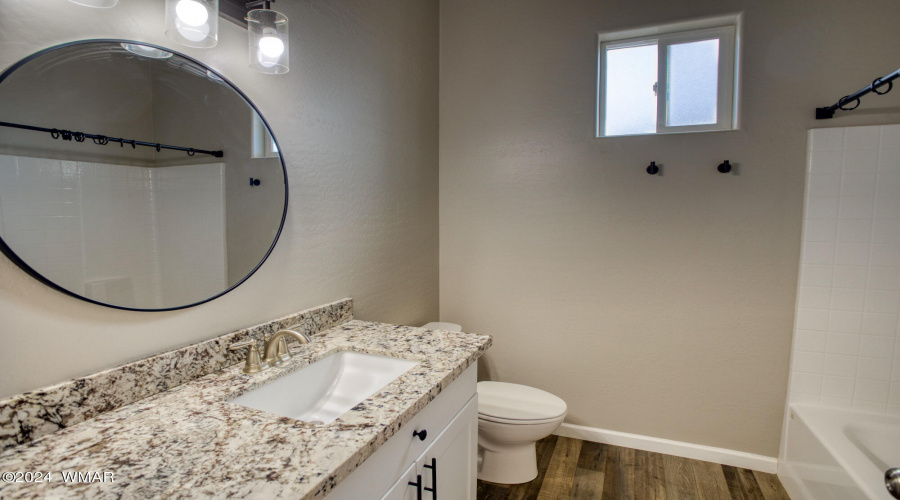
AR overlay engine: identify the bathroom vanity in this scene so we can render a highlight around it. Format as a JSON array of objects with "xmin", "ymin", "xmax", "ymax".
[{"xmin": 0, "ymin": 301, "xmax": 490, "ymax": 499}]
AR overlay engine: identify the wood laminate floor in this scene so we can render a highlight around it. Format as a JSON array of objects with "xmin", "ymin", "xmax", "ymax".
[{"xmin": 476, "ymin": 436, "xmax": 791, "ymax": 500}]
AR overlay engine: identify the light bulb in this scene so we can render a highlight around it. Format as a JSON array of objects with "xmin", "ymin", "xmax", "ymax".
[
  {"xmin": 176, "ymin": 18, "xmax": 210, "ymax": 42},
  {"xmin": 165, "ymin": 0, "xmax": 217, "ymax": 48},
  {"xmin": 175, "ymin": 0, "xmax": 209, "ymax": 27},
  {"xmin": 257, "ymin": 50, "xmax": 278, "ymax": 68},
  {"xmin": 259, "ymin": 36, "xmax": 284, "ymax": 58}
]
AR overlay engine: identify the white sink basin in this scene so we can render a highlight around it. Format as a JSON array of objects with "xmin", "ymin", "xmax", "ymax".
[{"xmin": 229, "ymin": 351, "xmax": 419, "ymax": 424}]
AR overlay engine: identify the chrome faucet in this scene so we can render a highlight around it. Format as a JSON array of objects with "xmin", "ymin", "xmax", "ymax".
[{"xmin": 262, "ymin": 328, "xmax": 311, "ymax": 366}]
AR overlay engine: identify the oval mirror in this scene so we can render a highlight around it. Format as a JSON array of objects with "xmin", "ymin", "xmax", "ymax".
[{"xmin": 0, "ymin": 40, "xmax": 288, "ymax": 311}]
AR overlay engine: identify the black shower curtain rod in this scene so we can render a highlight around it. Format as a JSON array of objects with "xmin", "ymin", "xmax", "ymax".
[
  {"xmin": 816, "ymin": 67, "xmax": 899, "ymax": 119},
  {"xmin": 0, "ymin": 121, "xmax": 224, "ymax": 158}
]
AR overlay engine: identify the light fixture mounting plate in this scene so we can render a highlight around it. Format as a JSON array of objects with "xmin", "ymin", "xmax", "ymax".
[{"xmin": 219, "ymin": 0, "xmax": 276, "ymax": 28}]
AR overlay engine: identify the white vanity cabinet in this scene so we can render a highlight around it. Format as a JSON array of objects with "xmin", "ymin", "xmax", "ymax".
[
  {"xmin": 327, "ymin": 364, "xmax": 478, "ymax": 500},
  {"xmin": 381, "ymin": 463, "xmax": 419, "ymax": 500},
  {"xmin": 382, "ymin": 398, "xmax": 478, "ymax": 500}
]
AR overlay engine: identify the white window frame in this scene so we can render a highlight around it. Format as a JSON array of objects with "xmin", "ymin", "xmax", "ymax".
[
  {"xmin": 251, "ymin": 115, "xmax": 279, "ymax": 159},
  {"xmin": 596, "ymin": 15, "xmax": 741, "ymax": 138}
]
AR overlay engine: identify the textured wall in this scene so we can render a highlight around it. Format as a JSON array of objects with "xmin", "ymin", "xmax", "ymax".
[
  {"xmin": 439, "ymin": 0, "xmax": 900, "ymax": 456},
  {"xmin": 0, "ymin": 0, "xmax": 439, "ymax": 398}
]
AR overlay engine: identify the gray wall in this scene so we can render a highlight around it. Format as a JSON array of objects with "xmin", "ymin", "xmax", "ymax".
[
  {"xmin": 0, "ymin": 0, "xmax": 439, "ymax": 398},
  {"xmin": 439, "ymin": 0, "xmax": 900, "ymax": 457}
]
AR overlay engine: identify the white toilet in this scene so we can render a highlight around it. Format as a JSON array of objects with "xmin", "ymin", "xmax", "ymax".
[
  {"xmin": 476, "ymin": 381, "xmax": 567, "ymax": 484},
  {"xmin": 420, "ymin": 322, "xmax": 463, "ymax": 332},
  {"xmin": 419, "ymin": 322, "xmax": 568, "ymax": 484}
]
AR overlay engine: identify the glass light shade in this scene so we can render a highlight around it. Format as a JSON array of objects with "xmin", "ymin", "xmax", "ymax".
[
  {"xmin": 248, "ymin": 9, "xmax": 289, "ymax": 74},
  {"xmin": 165, "ymin": 0, "xmax": 218, "ymax": 48},
  {"xmin": 68, "ymin": 0, "xmax": 118, "ymax": 7},
  {"xmin": 121, "ymin": 43, "xmax": 174, "ymax": 60}
]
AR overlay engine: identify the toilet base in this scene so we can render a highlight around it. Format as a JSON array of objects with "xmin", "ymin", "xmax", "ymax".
[{"xmin": 477, "ymin": 442, "xmax": 538, "ymax": 484}]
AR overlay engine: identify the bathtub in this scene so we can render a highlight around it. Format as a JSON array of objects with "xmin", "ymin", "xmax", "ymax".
[{"xmin": 779, "ymin": 404, "xmax": 899, "ymax": 500}]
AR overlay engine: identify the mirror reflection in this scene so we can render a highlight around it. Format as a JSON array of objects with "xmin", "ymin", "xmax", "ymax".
[{"xmin": 0, "ymin": 40, "xmax": 287, "ymax": 311}]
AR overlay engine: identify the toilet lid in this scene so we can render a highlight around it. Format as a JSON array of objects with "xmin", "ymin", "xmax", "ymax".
[
  {"xmin": 477, "ymin": 381, "xmax": 567, "ymax": 421},
  {"xmin": 420, "ymin": 322, "xmax": 462, "ymax": 332}
]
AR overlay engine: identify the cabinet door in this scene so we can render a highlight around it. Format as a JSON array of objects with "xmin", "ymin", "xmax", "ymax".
[
  {"xmin": 418, "ymin": 396, "xmax": 478, "ymax": 500},
  {"xmin": 381, "ymin": 462, "xmax": 419, "ymax": 500}
]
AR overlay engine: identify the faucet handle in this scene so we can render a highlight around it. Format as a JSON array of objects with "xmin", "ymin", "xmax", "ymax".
[
  {"xmin": 228, "ymin": 340, "xmax": 269, "ymax": 374},
  {"xmin": 275, "ymin": 336, "xmax": 291, "ymax": 363},
  {"xmin": 262, "ymin": 334, "xmax": 293, "ymax": 365}
]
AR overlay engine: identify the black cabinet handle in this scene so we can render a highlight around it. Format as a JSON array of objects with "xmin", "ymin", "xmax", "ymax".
[
  {"xmin": 413, "ymin": 429, "xmax": 427, "ymax": 441},
  {"xmin": 423, "ymin": 458, "xmax": 437, "ymax": 499},
  {"xmin": 408, "ymin": 474, "xmax": 423, "ymax": 500}
]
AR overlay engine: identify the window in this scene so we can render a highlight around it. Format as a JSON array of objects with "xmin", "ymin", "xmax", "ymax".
[
  {"xmin": 597, "ymin": 15, "xmax": 740, "ymax": 137},
  {"xmin": 251, "ymin": 114, "xmax": 279, "ymax": 158}
]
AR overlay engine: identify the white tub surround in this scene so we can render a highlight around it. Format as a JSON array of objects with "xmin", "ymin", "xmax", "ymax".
[
  {"xmin": 0, "ymin": 319, "xmax": 491, "ymax": 499},
  {"xmin": 780, "ymin": 404, "xmax": 899, "ymax": 500},
  {"xmin": 780, "ymin": 124, "xmax": 900, "ymax": 500},
  {"xmin": 789, "ymin": 125, "xmax": 900, "ymax": 413}
]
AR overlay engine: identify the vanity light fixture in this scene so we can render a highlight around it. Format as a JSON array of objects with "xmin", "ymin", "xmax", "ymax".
[
  {"xmin": 246, "ymin": 1, "xmax": 289, "ymax": 74},
  {"xmin": 68, "ymin": 0, "xmax": 118, "ymax": 7},
  {"xmin": 165, "ymin": 0, "xmax": 219, "ymax": 48},
  {"xmin": 69, "ymin": 0, "xmax": 288, "ymax": 74}
]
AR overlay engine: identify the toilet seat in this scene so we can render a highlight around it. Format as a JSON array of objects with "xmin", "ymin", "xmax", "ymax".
[
  {"xmin": 478, "ymin": 413, "xmax": 564, "ymax": 425},
  {"xmin": 476, "ymin": 381, "xmax": 568, "ymax": 484},
  {"xmin": 477, "ymin": 381, "xmax": 567, "ymax": 423}
]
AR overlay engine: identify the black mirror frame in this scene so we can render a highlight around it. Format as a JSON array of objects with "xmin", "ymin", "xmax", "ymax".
[{"xmin": 0, "ymin": 39, "xmax": 289, "ymax": 312}]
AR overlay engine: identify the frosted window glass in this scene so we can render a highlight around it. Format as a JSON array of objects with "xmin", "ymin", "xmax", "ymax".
[
  {"xmin": 667, "ymin": 39, "xmax": 719, "ymax": 126},
  {"xmin": 605, "ymin": 44, "xmax": 657, "ymax": 136}
]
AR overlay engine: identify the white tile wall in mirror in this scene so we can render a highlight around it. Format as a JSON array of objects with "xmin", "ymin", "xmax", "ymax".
[{"xmin": 0, "ymin": 155, "xmax": 226, "ymax": 309}]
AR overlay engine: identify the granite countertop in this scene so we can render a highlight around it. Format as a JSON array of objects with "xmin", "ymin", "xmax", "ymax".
[{"xmin": 0, "ymin": 320, "xmax": 491, "ymax": 499}]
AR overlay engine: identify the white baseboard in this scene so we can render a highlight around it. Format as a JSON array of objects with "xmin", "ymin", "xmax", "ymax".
[{"xmin": 554, "ymin": 423, "xmax": 777, "ymax": 474}]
